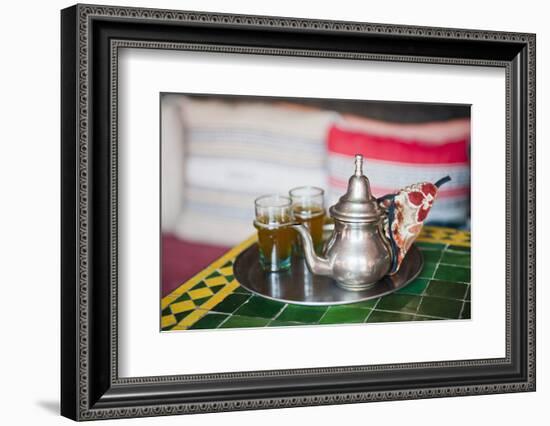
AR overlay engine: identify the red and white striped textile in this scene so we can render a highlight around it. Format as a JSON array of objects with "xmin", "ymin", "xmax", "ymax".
[{"xmin": 327, "ymin": 117, "xmax": 470, "ymax": 225}]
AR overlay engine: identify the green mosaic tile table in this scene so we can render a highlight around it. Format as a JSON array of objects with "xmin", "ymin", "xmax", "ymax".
[{"xmin": 161, "ymin": 226, "xmax": 471, "ymax": 331}]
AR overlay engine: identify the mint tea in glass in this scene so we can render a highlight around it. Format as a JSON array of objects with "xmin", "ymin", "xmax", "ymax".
[
  {"xmin": 254, "ymin": 195, "xmax": 295, "ymax": 272},
  {"xmin": 289, "ymin": 186, "xmax": 325, "ymax": 254}
]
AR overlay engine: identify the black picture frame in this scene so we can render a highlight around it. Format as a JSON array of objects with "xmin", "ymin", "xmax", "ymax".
[{"xmin": 61, "ymin": 4, "xmax": 536, "ymax": 421}]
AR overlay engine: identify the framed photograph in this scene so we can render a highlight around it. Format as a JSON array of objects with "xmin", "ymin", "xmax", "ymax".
[
  {"xmin": 159, "ymin": 93, "xmax": 473, "ymax": 331},
  {"xmin": 61, "ymin": 4, "xmax": 536, "ymax": 421}
]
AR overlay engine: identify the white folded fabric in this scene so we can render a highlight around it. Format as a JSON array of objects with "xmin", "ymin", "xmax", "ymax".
[
  {"xmin": 184, "ymin": 157, "xmax": 326, "ymax": 196},
  {"xmin": 171, "ymin": 97, "xmax": 335, "ymax": 246},
  {"xmin": 160, "ymin": 95, "xmax": 186, "ymax": 232}
]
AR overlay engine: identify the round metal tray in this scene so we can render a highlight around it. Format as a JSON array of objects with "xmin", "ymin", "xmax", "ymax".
[{"xmin": 233, "ymin": 245, "xmax": 423, "ymax": 306}]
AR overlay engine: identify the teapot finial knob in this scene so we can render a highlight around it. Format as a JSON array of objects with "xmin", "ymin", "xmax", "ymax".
[
  {"xmin": 329, "ymin": 153, "xmax": 382, "ymax": 223},
  {"xmin": 354, "ymin": 154, "xmax": 363, "ymax": 176}
]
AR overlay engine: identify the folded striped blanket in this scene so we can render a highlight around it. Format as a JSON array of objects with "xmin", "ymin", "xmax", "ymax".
[
  {"xmin": 173, "ymin": 97, "xmax": 336, "ymax": 245},
  {"xmin": 327, "ymin": 116, "xmax": 470, "ymax": 226},
  {"xmin": 162, "ymin": 96, "xmax": 471, "ymax": 247}
]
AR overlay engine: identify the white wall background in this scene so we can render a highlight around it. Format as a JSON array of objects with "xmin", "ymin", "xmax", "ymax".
[{"xmin": 0, "ymin": 0, "xmax": 546, "ymax": 424}]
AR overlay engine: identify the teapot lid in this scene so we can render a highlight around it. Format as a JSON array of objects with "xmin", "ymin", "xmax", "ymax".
[{"xmin": 329, "ymin": 154, "xmax": 383, "ymax": 223}]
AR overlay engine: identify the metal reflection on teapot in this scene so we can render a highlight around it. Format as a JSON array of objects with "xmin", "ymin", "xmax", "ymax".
[{"xmin": 291, "ymin": 154, "xmax": 450, "ymax": 291}]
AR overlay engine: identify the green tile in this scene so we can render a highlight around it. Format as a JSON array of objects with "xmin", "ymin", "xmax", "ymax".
[
  {"xmin": 397, "ymin": 278, "xmax": 430, "ymax": 295},
  {"xmin": 188, "ymin": 313, "xmax": 228, "ymax": 330},
  {"xmin": 375, "ymin": 294, "xmax": 421, "ymax": 314},
  {"xmin": 447, "ymin": 245, "xmax": 470, "ymax": 252},
  {"xmin": 440, "ymin": 251, "xmax": 471, "ymax": 267},
  {"xmin": 191, "ymin": 281, "xmax": 208, "ymax": 289},
  {"xmin": 414, "ymin": 315, "xmax": 438, "ymax": 321},
  {"xmin": 417, "ymin": 296, "xmax": 463, "ymax": 319},
  {"xmin": 418, "ymin": 262, "xmax": 438, "ymax": 279},
  {"xmin": 416, "ymin": 242, "xmax": 447, "ymax": 250},
  {"xmin": 465, "ymin": 286, "xmax": 471, "ymax": 301},
  {"xmin": 366, "ymin": 311, "xmax": 415, "ymax": 323},
  {"xmin": 419, "ymin": 250, "xmax": 442, "ymax": 263},
  {"xmin": 424, "ymin": 280, "xmax": 468, "ymax": 300},
  {"xmin": 461, "ymin": 302, "xmax": 471, "ymax": 319},
  {"xmin": 275, "ymin": 305, "xmax": 327, "ymax": 324},
  {"xmin": 219, "ymin": 315, "xmax": 270, "ymax": 328},
  {"xmin": 233, "ymin": 296, "xmax": 285, "ymax": 319},
  {"xmin": 233, "ymin": 285, "xmax": 251, "ymax": 295},
  {"xmin": 173, "ymin": 310, "xmax": 193, "ymax": 323},
  {"xmin": 211, "ymin": 293, "xmax": 250, "ymax": 314},
  {"xmin": 319, "ymin": 306, "xmax": 371, "ymax": 324},
  {"xmin": 349, "ymin": 298, "xmax": 380, "ymax": 310},
  {"xmin": 209, "ymin": 284, "xmax": 225, "ymax": 294},
  {"xmin": 193, "ymin": 296, "xmax": 213, "ymax": 306},
  {"xmin": 172, "ymin": 292, "xmax": 192, "ymax": 304},
  {"xmin": 434, "ymin": 264, "xmax": 470, "ymax": 283},
  {"xmin": 268, "ymin": 320, "xmax": 305, "ymax": 327}
]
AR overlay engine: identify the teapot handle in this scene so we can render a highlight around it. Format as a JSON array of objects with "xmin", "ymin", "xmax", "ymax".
[
  {"xmin": 434, "ymin": 175, "xmax": 452, "ymax": 188},
  {"xmin": 385, "ymin": 195, "xmax": 399, "ymax": 273},
  {"xmin": 378, "ymin": 175, "xmax": 452, "ymax": 274}
]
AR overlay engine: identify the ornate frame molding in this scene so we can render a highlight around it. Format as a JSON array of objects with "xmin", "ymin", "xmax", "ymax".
[{"xmin": 61, "ymin": 4, "xmax": 536, "ymax": 421}]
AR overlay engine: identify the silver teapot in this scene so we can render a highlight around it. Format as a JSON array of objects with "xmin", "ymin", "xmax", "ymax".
[{"xmin": 291, "ymin": 154, "xmax": 392, "ymax": 291}]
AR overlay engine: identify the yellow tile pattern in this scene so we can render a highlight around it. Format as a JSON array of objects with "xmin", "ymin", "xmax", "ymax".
[
  {"xmin": 169, "ymin": 300, "xmax": 195, "ymax": 314},
  {"xmin": 161, "ymin": 226, "xmax": 470, "ymax": 331},
  {"xmin": 160, "ymin": 234, "xmax": 257, "ymax": 311},
  {"xmin": 416, "ymin": 226, "xmax": 470, "ymax": 247},
  {"xmin": 188, "ymin": 287, "xmax": 214, "ymax": 300},
  {"xmin": 203, "ymin": 276, "xmax": 228, "ymax": 287},
  {"xmin": 161, "ymin": 314, "xmax": 177, "ymax": 329},
  {"xmin": 170, "ymin": 280, "xmax": 240, "ymax": 331}
]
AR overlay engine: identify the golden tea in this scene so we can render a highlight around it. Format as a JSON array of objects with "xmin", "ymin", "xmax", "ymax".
[
  {"xmin": 254, "ymin": 218, "xmax": 295, "ymax": 272},
  {"xmin": 292, "ymin": 205, "xmax": 325, "ymax": 254}
]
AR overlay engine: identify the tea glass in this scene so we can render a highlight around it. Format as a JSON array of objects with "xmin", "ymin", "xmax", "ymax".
[
  {"xmin": 254, "ymin": 195, "xmax": 295, "ymax": 272},
  {"xmin": 289, "ymin": 186, "xmax": 326, "ymax": 254}
]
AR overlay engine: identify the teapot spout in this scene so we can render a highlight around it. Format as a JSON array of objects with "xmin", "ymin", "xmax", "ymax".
[{"xmin": 291, "ymin": 223, "xmax": 332, "ymax": 276}]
